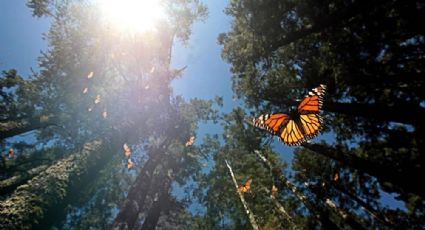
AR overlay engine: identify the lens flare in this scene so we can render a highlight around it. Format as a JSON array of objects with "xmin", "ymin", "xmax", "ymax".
[{"xmin": 99, "ymin": 0, "xmax": 165, "ymax": 34}]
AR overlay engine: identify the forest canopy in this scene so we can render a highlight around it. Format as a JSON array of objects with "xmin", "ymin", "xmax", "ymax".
[{"xmin": 1, "ymin": 0, "xmax": 424, "ymax": 229}]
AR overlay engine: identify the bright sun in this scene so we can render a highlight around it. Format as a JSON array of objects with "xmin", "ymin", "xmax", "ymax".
[{"xmin": 99, "ymin": 0, "xmax": 165, "ymax": 34}]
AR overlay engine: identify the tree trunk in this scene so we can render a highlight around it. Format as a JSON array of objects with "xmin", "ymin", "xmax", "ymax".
[
  {"xmin": 111, "ymin": 141, "xmax": 169, "ymax": 230},
  {"xmin": 140, "ymin": 180, "xmax": 171, "ymax": 230},
  {"xmin": 0, "ymin": 140, "xmax": 105, "ymax": 229}
]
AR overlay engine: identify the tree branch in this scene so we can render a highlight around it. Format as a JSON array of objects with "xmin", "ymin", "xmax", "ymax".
[
  {"xmin": 0, "ymin": 165, "xmax": 48, "ymax": 195},
  {"xmin": 261, "ymin": 186, "xmax": 294, "ymax": 225},
  {"xmin": 253, "ymin": 150, "xmax": 339, "ymax": 230},
  {"xmin": 0, "ymin": 115, "xmax": 59, "ymax": 140},
  {"xmin": 224, "ymin": 159, "xmax": 260, "ymax": 230},
  {"xmin": 111, "ymin": 139, "xmax": 169, "ymax": 230}
]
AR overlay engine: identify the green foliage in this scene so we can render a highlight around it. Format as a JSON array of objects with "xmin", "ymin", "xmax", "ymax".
[
  {"xmin": 0, "ymin": 69, "xmax": 39, "ymax": 121},
  {"xmin": 26, "ymin": 0, "xmax": 53, "ymax": 17},
  {"xmin": 195, "ymin": 108, "xmax": 301, "ymax": 229},
  {"xmin": 220, "ymin": 0, "xmax": 425, "ymax": 139},
  {"xmin": 1, "ymin": 0, "xmax": 218, "ymax": 229},
  {"xmin": 219, "ymin": 0, "xmax": 425, "ymax": 228},
  {"xmin": 5, "ymin": 0, "xmax": 424, "ymax": 228},
  {"xmin": 165, "ymin": 0, "xmax": 209, "ymax": 43}
]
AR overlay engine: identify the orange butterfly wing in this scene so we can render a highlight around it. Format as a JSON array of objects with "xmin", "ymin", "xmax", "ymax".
[
  {"xmin": 333, "ymin": 172, "xmax": 340, "ymax": 182},
  {"xmin": 298, "ymin": 113, "xmax": 322, "ymax": 137},
  {"xmin": 123, "ymin": 143, "xmax": 131, "ymax": 157},
  {"xmin": 245, "ymin": 179, "xmax": 252, "ymax": 190},
  {"xmin": 8, "ymin": 148, "xmax": 14, "ymax": 158},
  {"xmin": 255, "ymin": 85, "xmax": 326, "ymax": 145},
  {"xmin": 271, "ymin": 185, "xmax": 278, "ymax": 193},
  {"xmin": 238, "ymin": 179, "xmax": 252, "ymax": 193},
  {"xmin": 295, "ymin": 84, "xmax": 326, "ymax": 138},
  {"xmin": 255, "ymin": 113, "xmax": 308, "ymax": 145},
  {"xmin": 253, "ymin": 113, "xmax": 289, "ymax": 134},
  {"xmin": 127, "ymin": 158, "xmax": 134, "ymax": 169},
  {"xmin": 279, "ymin": 119, "xmax": 306, "ymax": 145},
  {"xmin": 297, "ymin": 84, "xmax": 326, "ymax": 113},
  {"xmin": 185, "ymin": 136, "xmax": 195, "ymax": 146}
]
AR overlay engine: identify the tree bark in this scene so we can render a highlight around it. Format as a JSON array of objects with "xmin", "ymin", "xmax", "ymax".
[
  {"xmin": 0, "ymin": 140, "xmax": 105, "ymax": 229},
  {"xmin": 111, "ymin": 145, "xmax": 165, "ymax": 230},
  {"xmin": 140, "ymin": 180, "xmax": 171, "ymax": 230}
]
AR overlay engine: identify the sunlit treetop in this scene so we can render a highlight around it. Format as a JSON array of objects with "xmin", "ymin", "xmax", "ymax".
[{"xmin": 98, "ymin": 0, "xmax": 166, "ymax": 34}]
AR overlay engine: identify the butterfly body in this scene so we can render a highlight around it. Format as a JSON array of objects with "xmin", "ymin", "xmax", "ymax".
[{"xmin": 253, "ymin": 84, "xmax": 326, "ymax": 145}]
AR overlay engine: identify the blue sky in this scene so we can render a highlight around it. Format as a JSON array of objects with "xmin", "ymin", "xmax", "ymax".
[
  {"xmin": 172, "ymin": 1, "xmax": 233, "ymax": 104},
  {"xmin": 0, "ymin": 1, "xmax": 50, "ymax": 76},
  {"xmin": 170, "ymin": 1, "xmax": 297, "ymax": 164},
  {"xmin": 171, "ymin": 1, "xmax": 240, "ymax": 142}
]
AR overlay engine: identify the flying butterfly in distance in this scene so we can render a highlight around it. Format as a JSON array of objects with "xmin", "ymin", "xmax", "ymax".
[
  {"xmin": 87, "ymin": 71, "xmax": 94, "ymax": 79},
  {"xmin": 127, "ymin": 158, "xmax": 134, "ymax": 169},
  {"xmin": 94, "ymin": 95, "xmax": 101, "ymax": 104},
  {"xmin": 271, "ymin": 185, "xmax": 278, "ymax": 193},
  {"xmin": 238, "ymin": 179, "xmax": 252, "ymax": 193},
  {"xmin": 8, "ymin": 148, "xmax": 14, "ymax": 158},
  {"xmin": 123, "ymin": 143, "xmax": 131, "ymax": 157},
  {"xmin": 333, "ymin": 171, "xmax": 340, "ymax": 182},
  {"xmin": 185, "ymin": 136, "xmax": 195, "ymax": 146},
  {"xmin": 253, "ymin": 84, "xmax": 326, "ymax": 145}
]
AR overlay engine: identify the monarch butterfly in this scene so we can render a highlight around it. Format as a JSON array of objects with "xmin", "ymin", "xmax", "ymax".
[
  {"xmin": 95, "ymin": 95, "xmax": 101, "ymax": 104},
  {"xmin": 123, "ymin": 143, "xmax": 131, "ymax": 157},
  {"xmin": 8, "ymin": 148, "xmax": 14, "ymax": 158},
  {"xmin": 333, "ymin": 172, "xmax": 340, "ymax": 182},
  {"xmin": 87, "ymin": 71, "xmax": 94, "ymax": 79},
  {"xmin": 253, "ymin": 84, "xmax": 326, "ymax": 145},
  {"xmin": 185, "ymin": 136, "xmax": 195, "ymax": 146},
  {"xmin": 127, "ymin": 158, "xmax": 134, "ymax": 169},
  {"xmin": 238, "ymin": 179, "xmax": 252, "ymax": 193},
  {"xmin": 271, "ymin": 185, "xmax": 278, "ymax": 193}
]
